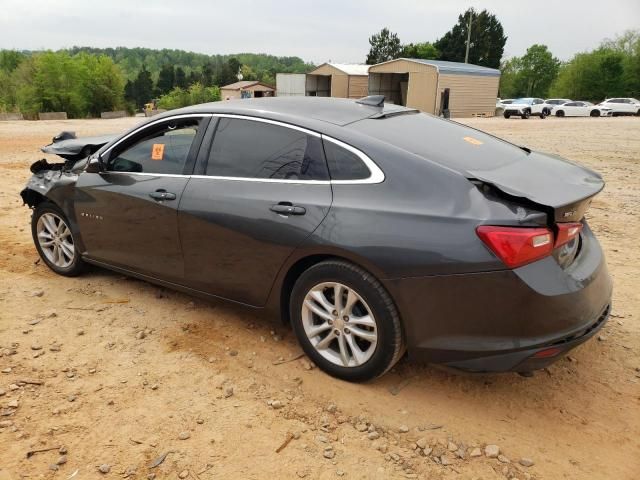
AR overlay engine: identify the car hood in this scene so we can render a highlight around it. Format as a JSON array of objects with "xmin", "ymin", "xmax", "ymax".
[
  {"xmin": 41, "ymin": 134, "xmax": 118, "ymax": 156},
  {"xmin": 504, "ymin": 102, "xmax": 531, "ymax": 108}
]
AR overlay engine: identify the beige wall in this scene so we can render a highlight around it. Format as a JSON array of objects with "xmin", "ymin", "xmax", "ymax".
[
  {"xmin": 331, "ymin": 75, "xmax": 349, "ymax": 98},
  {"xmin": 406, "ymin": 70, "xmax": 438, "ymax": 114},
  {"xmin": 221, "ymin": 89, "xmax": 241, "ymax": 100},
  {"xmin": 309, "ymin": 64, "xmax": 343, "ymax": 76},
  {"xmin": 436, "ymin": 74, "xmax": 500, "ymax": 117},
  {"xmin": 347, "ymin": 75, "xmax": 368, "ymax": 98},
  {"xmin": 369, "ymin": 59, "xmax": 436, "ymax": 74}
]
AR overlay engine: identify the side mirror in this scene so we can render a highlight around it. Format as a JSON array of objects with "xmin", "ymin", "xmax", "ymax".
[{"xmin": 85, "ymin": 156, "xmax": 103, "ymax": 174}]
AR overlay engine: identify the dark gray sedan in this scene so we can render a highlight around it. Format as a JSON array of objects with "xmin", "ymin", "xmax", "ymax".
[{"xmin": 20, "ymin": 96, "xmax": 612, "ymax": 382}]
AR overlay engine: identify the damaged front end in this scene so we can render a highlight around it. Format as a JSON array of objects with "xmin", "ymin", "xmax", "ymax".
[
  {"xmin": 20, "ymin": 156, "xmax": 87, "ymax": 208},
  {"xmin": 21, "ymin": 130, "xmax": 110, "ymax": 208}
]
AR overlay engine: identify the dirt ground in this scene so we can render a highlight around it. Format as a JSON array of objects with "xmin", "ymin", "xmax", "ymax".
[{"xmin": 0, "ymin": 115, "xmax": 638, "ymax": 480}]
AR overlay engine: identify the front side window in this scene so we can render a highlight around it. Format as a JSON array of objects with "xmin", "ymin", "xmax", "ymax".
[
  {"xmin": 206, "ymin": 118, "xmax": 329, "ymax": 181},
  {"xmin": 108, "ymin": 118, "xmax": 200, "ymax": 174},
  {"xmin": 323, "ymin": 139, "xmax": 371, "ymax": 181}
]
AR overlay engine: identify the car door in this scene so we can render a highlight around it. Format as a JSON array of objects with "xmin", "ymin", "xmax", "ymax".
[
  {"xmin": 575, "ymin": 102, "xmax": 589, "ymax": 116},
  {"xmin": 178, "ymin": 116, "xmax": 333, "ymax": 306},
  {"xmin": 74, "ymin": 114, "xmax": 209, "ymax": 282},
  {"xmin": 563, "ymin": 102, "xmax": 578, "ymax": 116}
]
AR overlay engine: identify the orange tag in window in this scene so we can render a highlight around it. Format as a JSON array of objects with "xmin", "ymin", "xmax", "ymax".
[{"xmin": 151, "ymin": 143, "xmax": 165, "ymax": 160}]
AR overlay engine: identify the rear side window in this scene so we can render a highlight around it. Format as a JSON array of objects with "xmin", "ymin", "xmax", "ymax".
[
  {"xmin": 323, "ymin": 140, "xmax": 371, "ymax": 181},
  {"xmin": 206, "ymin": 118, "xmax": 329, "ymax": 181}
]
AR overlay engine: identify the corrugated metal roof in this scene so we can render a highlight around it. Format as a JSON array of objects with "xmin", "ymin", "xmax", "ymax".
[
  {"xmin": 220, "ymin": 80, "xmax": 275, "ymax": 90},
  {"xmin": 326, "ymin": 63, "xmax": 370, "ymax": 76},
  {"xmin": 374, "ymin": 58, "xmax": 500, "ymax": 77}
]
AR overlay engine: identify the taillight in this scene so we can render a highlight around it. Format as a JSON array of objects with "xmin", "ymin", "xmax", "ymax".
[
  {"xmin": 555, "ymin": 222, "xmax": 583, "ymax": 248},
  {"xmin": 476, "ymin": 226, "xmax": 554, "ymax": 268}
]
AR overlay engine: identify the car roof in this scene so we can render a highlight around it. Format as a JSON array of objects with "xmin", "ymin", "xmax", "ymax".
[{"xmin": 154, "ymin": 97, "xmax": 417, "ymax": 128}]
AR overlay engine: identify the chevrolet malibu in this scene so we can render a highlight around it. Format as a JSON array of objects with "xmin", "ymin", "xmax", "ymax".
[{"xmin": 20, "ymin": 96, "xmax": 612, "ymax": 382}]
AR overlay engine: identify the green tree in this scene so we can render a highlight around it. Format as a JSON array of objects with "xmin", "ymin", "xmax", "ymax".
[
  {"xmin": 132, "ymin": 66, "xmax": 154, "ymax": 109},
  {"xmin": 26, "ymin": 52, "xmax": 86, "ymax": 117},
  {"xmin": 156, "ymin": 64, "xmax": 175, "ymax": 95},
  {"xmin": 77, "ymin": 54, "xmax": 125, "ymax": 116},
  {"xmin": 401, "ymin": 42, "xmax": 439, "ymax": 60},
  {"xmin": 499, "ymin": 45, "xmax": 560, "ymax": 98},
  {"xmin": 175, "ymin": 67, "xmax": 187, "ymax": 89},
  {"xmin": 435, "ymin": 8, "xmax": 506, "ymax": 68},
  {"xmin": 366, "ymin": 28, "xmax": 402, "ymax": 65},
  {"xmin": 550, "ymin": 48, "xmax": 626, "ymax": 101}
]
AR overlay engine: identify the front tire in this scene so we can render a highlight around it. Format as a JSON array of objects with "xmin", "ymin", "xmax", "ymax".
[
  {"xmin": 31, "ymin": 202, "xmax": 85, "ymax": 276},
  {"xmin": 290, "ymin": 260, "xmax": 405, "ymax": 382},
  {"xmin": 540, "ymin": 110, "xmax": 547, "ymax": 119},
  {"xmin": 503, "ymin": 112, "xmax": 511, "ymax": 119},
  {"xmin": 590, "ymin": 109, "xmax": 600, "ymax": 117}
]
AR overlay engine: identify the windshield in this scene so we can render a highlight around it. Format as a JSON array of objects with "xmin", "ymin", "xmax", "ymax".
[{"xmin": 514, "ymin": 98, "xmax": 533, "ymax": 104}]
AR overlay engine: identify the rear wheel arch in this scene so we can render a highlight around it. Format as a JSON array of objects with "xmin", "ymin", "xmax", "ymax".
[
  {"xmin": 287, "ymin": 258, "xmax": 406, "ymax": 381},
  {"xmin": 277, "ymin": 253, "xmax": 389, "ymax": 325}
]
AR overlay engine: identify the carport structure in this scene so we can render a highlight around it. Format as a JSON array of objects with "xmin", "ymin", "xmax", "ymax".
[
  {"xmin": 305, "ymin": 63, "xmax": 370, "ymax": 99},
  {"xmin": 368, "ymin": 59, "xmax": 500, "ymax": 117}
]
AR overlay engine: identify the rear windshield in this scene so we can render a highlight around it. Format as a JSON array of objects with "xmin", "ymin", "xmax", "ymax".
[{"xmin": 348, "ymin": 113, "xmax": 527, "ymax": 172}]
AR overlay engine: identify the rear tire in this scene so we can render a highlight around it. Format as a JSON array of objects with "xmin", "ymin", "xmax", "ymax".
[
  {"xmin": 556, "ymin": 110, "xmax": 565, "ymax": 117},
  {"xmin": 290, "ymin": 260, "xmax": 405, "ymax": 382},
  {"xmin": 590, "ymin": 110, "xmax": 600, "ymax": 117},
  {"xmin": 521, "ymin": 110, "xmax": 530, "ymax": 119},
  {"xmin": 31, "ymin": 202, "xmax": 85, "ymax": 277}
]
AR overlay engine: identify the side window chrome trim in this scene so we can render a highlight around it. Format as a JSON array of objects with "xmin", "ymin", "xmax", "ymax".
[
  {"xmin": 100, "ymin": 171, "xmax": 188, "ymax": 178},
  {"xmin": 322, "ymin": 136, "xmax": 385, "ymax": 185},
  {"xmin": 211, "ymin": 114, "xmax": 321, "ymax": 138},
  {"xmin": 100, "ymin": 112, "xmax": 385, "ymax": 185},
  {"xmin": 101, "ymin": 113, "xmax": 213, "ymax": 157},
  {"xmin": 190, "ymin": 175, "xmax": 330, "ymax": 185}
]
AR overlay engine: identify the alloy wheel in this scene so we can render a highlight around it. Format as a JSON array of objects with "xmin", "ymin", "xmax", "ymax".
[
  {"xmin": 301, "ymin": 282, "xmax": 378, "ymax": 367},
  {"xmin": 36, "ymin": 212, "xmax": 75, "ymax": 268}
]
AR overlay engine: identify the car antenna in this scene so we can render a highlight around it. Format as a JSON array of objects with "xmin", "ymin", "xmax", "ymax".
[{"xmin": 356, "ymin": 95, "xmax": 385, "ymax": 107}]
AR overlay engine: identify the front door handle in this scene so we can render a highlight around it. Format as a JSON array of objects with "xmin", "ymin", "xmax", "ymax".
[
  {"xmin": 149, "ymin": 189, "xmax": 177, "ymax": 201},
  {"xmin": 270, "ymin": 202, "xmax": 306, "ymax": 216}
]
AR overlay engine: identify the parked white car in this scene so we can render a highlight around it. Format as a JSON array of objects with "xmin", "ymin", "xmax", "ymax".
[
  {"xmin": 543, "ymin": 98, "xmax": 572, "ymax": 114},
  {"xmin": 597, "ymin": 98, "xmax": 640, "ymax": 116},
  {"xmin": 503, "ymin": 98, "xmax": 547, "ymax": 119},
  {"xmin": 552, "ymin": 101, "xmax": 613, "ymax": 117}
]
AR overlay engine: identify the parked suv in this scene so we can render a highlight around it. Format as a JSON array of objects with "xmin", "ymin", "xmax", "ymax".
[
  {"xmin": 597, "ymin": 98, "xmax": 640, "ymax": 116},
  {"xmin": 503, "ymin": 98, "xmax": 547, "ymax": 119}
]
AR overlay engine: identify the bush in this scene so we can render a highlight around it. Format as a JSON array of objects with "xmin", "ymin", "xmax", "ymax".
[{"xmin": 157, "ymin": 83, "xmax": 221, "ymax": 110}]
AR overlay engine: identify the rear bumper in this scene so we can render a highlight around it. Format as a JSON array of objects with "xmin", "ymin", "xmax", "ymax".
[
  {"xmin": 440, "ymin": 303, "xmax": 609, "ymax": 372},
  {"xmin": 386, "ymin": 224, "xmax": 613, "ymax": 373}
]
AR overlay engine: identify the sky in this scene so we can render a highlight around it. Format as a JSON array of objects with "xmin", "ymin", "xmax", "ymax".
[{"xmin": 1, "ymin": 0, "xmax": 638, "ymax": 63}]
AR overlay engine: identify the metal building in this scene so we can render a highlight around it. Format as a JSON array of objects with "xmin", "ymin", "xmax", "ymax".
[
  {"xmin": 305, "ymin": 63, "xmax": 370, "ymax": 99},
  {"xmin": 275, "ymin": 73, "xmax": 306, "ymax": 97},
  {"xmin": 368, "ymin": 59, "xmax": 500, "ymax": 117},
  {"xmin": 220, "ymin": 81, "xmax": 276, "ymax": 101}
]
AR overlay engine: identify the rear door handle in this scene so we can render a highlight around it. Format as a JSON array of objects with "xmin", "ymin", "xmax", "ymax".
[
  {"xmin": 270, "ymin": 202, "xmax": 306, "ymax": 216},
  {"xmin": 149, "ymin": 189, "xmax": 177, "ymax": 201}
]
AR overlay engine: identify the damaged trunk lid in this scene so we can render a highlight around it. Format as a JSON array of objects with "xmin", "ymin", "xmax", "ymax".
[{"xmin": 349, "ymin": 113, "xmax": 604, "ymax": 222}]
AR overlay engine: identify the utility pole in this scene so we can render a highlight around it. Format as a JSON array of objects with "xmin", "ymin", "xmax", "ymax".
[{"xmin": 464, "ymin": 11, "xmax": 473, "ymax": 63}]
